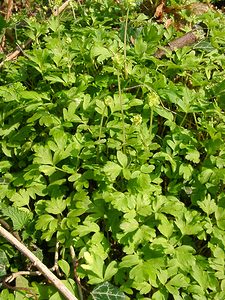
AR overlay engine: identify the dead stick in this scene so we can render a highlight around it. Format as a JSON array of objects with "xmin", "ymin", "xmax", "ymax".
[
  {"xmin": 5, "ymin": 270, "xmax": 41, "ymax": 282},
  {"xmin": 0, "ymin": 225, "xmax": 78, "ymax": 300},
  {"xmin": 0, "ymin": 0, "xmax": 14, "ymax": 51},
  {"xmin": 154, "ymin": 26, "xmax": 205, "ymax": 59},
  {"xmin": 53, "ymin": 0, "xmax": 71, "ymax": 16},
  {"xmin": 53, "ymin": 241, "xmax": 63, "ymax": 277},
  {"xmin": 6, "ymin": 0, "xmax": 13, "ymax": 20},
  {"xmin": 0, "ymin": 218, "xmax": 22, "ymax": 241},
  {"xmin": 2, "ymin": 280, "xmax": 38, "ymax": 300},
  {"xmin": 0, "ymin": 38, "xmax": 32, "ymax": 66},
  {"xmin": 70, "ymin": 245, "xmax": 83, "ymax": 300}
]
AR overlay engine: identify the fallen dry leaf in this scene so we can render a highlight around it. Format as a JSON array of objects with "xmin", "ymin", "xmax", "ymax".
[{"xmin": 154, "ymin": 3, "xmax": 164, "ymax": 19}]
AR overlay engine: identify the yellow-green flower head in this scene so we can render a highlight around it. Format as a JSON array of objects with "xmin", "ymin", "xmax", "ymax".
[
  {"xmin": 54, "ymin": 0, "xmax": 63, "ymax": 6},
  {"xmin": 112, "ymin": 53, "xmax": 124, "ymax": 68},
  {"xmin": 132, "ymin": 114, "xmax": 142, "ymax": 125},
  {"xmin": 105, "ymin": 96, "xmax": 113, "ymax": 106},
  {"xmin": 124, "ymin": 0, "xmax": 138, "ymax": 7},
  {"xmin": 66, "ymin": 37, "xmax": 72, "ymax": 44},
  {"xmin": 147, "ymin": 92, "xmax": 160, "ymax": 108}
]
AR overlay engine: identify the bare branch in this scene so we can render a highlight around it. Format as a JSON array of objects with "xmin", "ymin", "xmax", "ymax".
[
  {"xmin": 0, "ymin": 0, "xmax": 14, "ymax": 52},
  {"xmin": 0, "ymin": 218, "xmax": 21, "ymax": 241},
  {"xmin": 6, "ymin": 0, "xmax": 13, "ymax": 20},
  {"xmin": 2, "ymin": 279, "xmax": 38, "ymax": 300},
  {"xmin": 0, "ymin": 225, "xmax": 78, "ymax": 300},
  {"xmin": 0, "ymin": 38, "xmax": 32, "ymax": 67},
  {"xmin": 4, "ymin": 270, "xmax": 41, "ymax": 283},
  {"xmin": 52, "ymin": 241, "xmax": 63, "ymax": 277},
  {"xmin": 154, "ymin": 26, "xmax": 206, "ymax": 59},
  {"xmin": 52, "ymin": 0, "xmax": 71, "ymax": 16},
  {"xmin": 70, "ymin": 245, "xmax": 84, "ymax": 300}
]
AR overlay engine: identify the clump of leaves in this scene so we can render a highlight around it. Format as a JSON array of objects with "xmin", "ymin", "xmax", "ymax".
[{"xmin": 0, "ymin": 0, "xmax": 225, "ymax": 299}]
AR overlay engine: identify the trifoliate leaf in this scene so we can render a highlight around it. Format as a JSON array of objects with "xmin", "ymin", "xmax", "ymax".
[
  {"xmin": 185, "ymin": 149, "xmax": 200, "ymax": 164},
  {"xmin": 45, "ymin": 198, "xmax": 67, "ymax": 215},
  {"xmin": 103, "ymin": 161, "xmax": 122, "ymax": 182}
]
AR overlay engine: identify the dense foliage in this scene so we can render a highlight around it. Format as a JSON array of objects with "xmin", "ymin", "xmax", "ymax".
[{"xmin": 0, "ymin": 0, "xmax": 225, "ymax": 299}]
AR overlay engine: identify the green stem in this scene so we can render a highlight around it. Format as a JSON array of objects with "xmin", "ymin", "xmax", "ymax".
[
  {"xmin": 193, "ymin": 112, "xmax": 199, "ymax": 130},
  {"xmin": 124, "ymin": 9, "xmax": 129, "ymax": 79},
  {"xmin": 180, "ymin": 113, "xmax": 187, "ymax": 127},
  {"xmin": 97, "ymin": 105, "xmax": 106, "ymax": 162},
  {"xmin": 118, "ymin": 74, "xmax": 126, "ymax": 151},
  {"xmin": 149, "ymin": 107, "xmax": 154, "ymax": 141}
]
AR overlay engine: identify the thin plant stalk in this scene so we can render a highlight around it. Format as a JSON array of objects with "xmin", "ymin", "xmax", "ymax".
[
  {"xmin": 149, "ymin": 107, "xmax": 154, "ymax": 141},
  {"xmin": 97, "ymin": 104, "xmax": 106, "ymax": 162},
  {"xmin": 117, "ymin": 74, "xmax": 126, "ymax": 152},
  {"xmin": 123, "ymin": 9, "xmax": 129, "ymax": 79}
]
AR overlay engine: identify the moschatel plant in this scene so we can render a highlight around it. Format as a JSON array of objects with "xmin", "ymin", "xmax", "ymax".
[{"xmin": 0, "ymin": 0, "xmax": 225, "ymax": 299}]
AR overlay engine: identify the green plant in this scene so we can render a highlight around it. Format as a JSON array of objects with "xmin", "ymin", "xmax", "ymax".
[{"xmin": 0, "ymin": 0, "xmax": 225, "ymax": 299}]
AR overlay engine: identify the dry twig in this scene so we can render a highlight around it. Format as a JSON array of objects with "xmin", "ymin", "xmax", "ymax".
[
  {"xmin": 0, "ymin": 218, "xmax": 21, "ymax": 241},
  {"xmin": 3, "ymin": 269, "xmax": 41, "ymax": 299},
  {"xmin": 6, "ymin": 0, "xmax": 13, "ymax": 20},
  {"xmin": 70, "ymin": 245, "xmax": 83, "ymax": 300},
  {"xmin": 51, "ymin": 241, "xmax": 63, "ymax": 277},
  {"xmin": 154, "ymin": 26, "xmax": 205, "ymax": 59},
  {"xmin": 0, "ymin": 225, "xmax": 78, "ymax": 300},
  {"xmin": 0, "ymin": 0, "xmax": 14, "ymax": 52},
  {"xmin": 4, "ymin": 270, "xmax": 42, "ymax": 283},
  {"xmin": 52, "ymin": 0, "xmax": 71, "ymax": 16},
  {"xmin": 2, "ymin": 279, "xmax": 38, "ymax": 300}
]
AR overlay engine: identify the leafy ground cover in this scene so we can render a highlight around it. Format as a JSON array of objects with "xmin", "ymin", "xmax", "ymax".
[{"xmin": 0, "ymin": 0, "xmax": 225, "ymax": 299}]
